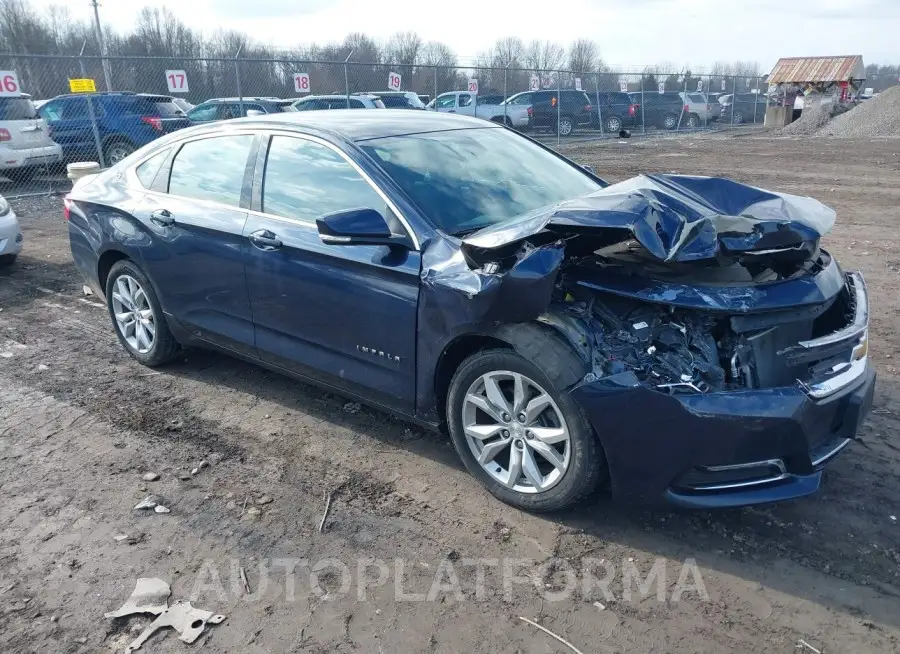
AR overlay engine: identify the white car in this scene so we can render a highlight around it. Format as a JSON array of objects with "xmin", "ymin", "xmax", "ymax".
[
  {"xmin": 0, "ymin": 194, "xmax": 22, "ymax": 266},
  {"xmin": 0, "ymin": 94, "xmax": 62, "ymax": 179},
  {"xmin": 427, "ymin": 92, "xmax": 531, "ymax": 128}
]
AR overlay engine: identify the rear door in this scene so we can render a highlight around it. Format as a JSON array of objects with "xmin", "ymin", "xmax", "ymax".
[
  {"xmin": 140, "ymin": 95, "xmax": 192, "ymax": 133},
  {"xmin": 242, "ymin": 133, "xmax": 420, "ymax": 412},
  {"xmin": 131, "ymin": 133, "xmax": 258, "ymax": 357}
]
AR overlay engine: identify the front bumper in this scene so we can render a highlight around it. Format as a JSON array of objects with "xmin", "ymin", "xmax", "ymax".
[
  {"xmin": 0, "ymin": 143, "xmax": 63, "ymax": 170},
  {"xmin": 572, "ymin": 364, "xmax": 875, "ymax": 508},
  {"xmin": 0, "ymin": 210, "xmax": 23, "ymax": 256}
]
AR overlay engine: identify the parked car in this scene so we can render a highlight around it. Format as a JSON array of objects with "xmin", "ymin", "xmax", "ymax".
[
  {"xmin": 429, "ymin": 91, "xmax": 531, "ymax": 129},
  {"xmin": 64, "ymin": 111, "xmax": 874, "ymax": 512},
  {"xmin": 171, "ymin": 98, "xmax": 194, "ymax": 113},
  {"xmin": 417, "ymin": 94, "xmax": 431, "ymax": 105},
  {"xmin": 39, "ymin": 92, "xmax": 190, "ymax": 164},
  {"xmin": 591, "ymin": 92, "xmax": 639, "ymax": 133},
  {"xmin": 628, "ymin": 92, "xmax": 689, "ymax": 129},
  {"xmin": 504, "ymin": 90, "xmax": 593, "ymax": 135},
  {"xmin": 358, "ymin": 92, "xmax": 424, "ymax": 109},
  {"xmin": 0, "ymin": 193, "xmax": 22, "ymax": 266},
  {"xmin": 678, "ymin": 92, "xmax": 721, "ymax": 127},
  {"xmin": 0, "ymin": 94, "xmax": 62, "ymax": 179},
  {"xmin": 187, "ymin": 97, "xmax": 296, "ymax": 124},
  {"xmin": 295, "ymin": 95, "xmax": 385, "ymax": 110},
  {"xmin": 718, "ymin": 93, "xmax": 768, "ymax": 124}
]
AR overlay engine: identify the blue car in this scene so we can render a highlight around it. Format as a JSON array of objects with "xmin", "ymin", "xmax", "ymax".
[
  {"xmin": 39, "ymin": 92, "xmax": 191, "ymax": 165},
  {"xmin": 63, "ymin": 111, "xmax": 875, "ymax": 512}
]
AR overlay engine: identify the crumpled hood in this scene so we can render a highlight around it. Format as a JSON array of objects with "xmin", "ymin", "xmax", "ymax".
[{"xmin": 462, "ymin": 174, "xmax": 836, "ymax": 263}]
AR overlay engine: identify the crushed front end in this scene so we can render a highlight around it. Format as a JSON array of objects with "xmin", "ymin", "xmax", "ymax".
[{"xmin": 449, "ymin": 173, "xmax": 876, "ymax": 508}]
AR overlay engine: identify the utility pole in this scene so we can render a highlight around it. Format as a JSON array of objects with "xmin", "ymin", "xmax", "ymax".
[{"xmin": 90, "ymin": 0, "xmax": 113, "ymax": 91}]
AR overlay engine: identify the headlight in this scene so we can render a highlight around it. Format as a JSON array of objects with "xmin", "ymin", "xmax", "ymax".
[{"xmin": 0, "ymin": 196, "xmax": 9, "ymax": 217}]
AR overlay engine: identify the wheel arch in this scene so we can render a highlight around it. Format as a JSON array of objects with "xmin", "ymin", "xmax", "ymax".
[
  {"xmin": 97, "ymin": 248, "xmax": 130, "ymax": 291},
  {"xmin": 434, "ymin": 322, "xmax": 590, "ymax": 426}
]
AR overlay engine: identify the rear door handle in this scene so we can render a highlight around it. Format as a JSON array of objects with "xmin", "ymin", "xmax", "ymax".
[
  {"xmin": 249, "ymin": 229, "xmax": 282, "ymax": 251},
  {"xmin": 150, "ymin": 209, "xmax": 174, "ymax": 226}
]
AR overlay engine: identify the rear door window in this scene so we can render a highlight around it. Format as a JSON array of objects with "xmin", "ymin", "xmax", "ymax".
[
  {"xmin": 458, "ymin": 94, "xmax": 473, "ymax": 107},
  {"xmin": 168, "ymin": 135, "xmax": 255, "ymax": 206},
  {"xmin": 0, "ymin": 98, "xmax": 37, "ymax": 120}
]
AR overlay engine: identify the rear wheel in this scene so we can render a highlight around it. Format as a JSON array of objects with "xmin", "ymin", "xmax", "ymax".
[
  {"xmin": 662, "ymin": 113, "xmax": 678, "ymax": 130},
  {"xmin": 104, "ymin": 140, "xmax": 135, "ymax": 166},
  {"xmin": 556, "ymin": 115, "xmax": 575, "ymax": 136},
  {"xmin": 732, "ymin": 110, "xmax": 745, "ymax": 124},
  {"xmin": 686, "ymin": 113, "xmax": 700, "ymax": 128},
  {"xmin": 447, "ymin": 349, "xmax": 605, "ymax": 511},
  {"xmin": 604, "ymin": 116, "xmax": 622, "ymax": 133},
  {"xmin": 105, "ymin": 259, "xmax": 180, "ymax": 367}
]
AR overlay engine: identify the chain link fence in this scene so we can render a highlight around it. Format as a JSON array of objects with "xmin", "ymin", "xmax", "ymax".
[{"xmin": 0, "ymin": 53, "xmax": 776, "ymax": 196}]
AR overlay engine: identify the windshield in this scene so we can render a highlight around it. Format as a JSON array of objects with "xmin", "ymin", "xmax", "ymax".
[{"xmin": 360, "ymin": 127, "xmax": 602, "ymax": 235}]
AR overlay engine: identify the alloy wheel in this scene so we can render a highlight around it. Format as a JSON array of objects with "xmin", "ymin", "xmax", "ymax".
[
  {"xmin": 107, "ymin": 143, "xmax": 133, "ymax": 165},
  {"xmin": 111, "ymin": 274, "xmax": 155, "ymax": 354},
  {"xmin": 664, "ymin": 115, "xmax": 677, "ymax": 129},
  {"xmin": 558, "ymin": 118, "xmax": 573, "ymax": 136},
  {"xmin": 462, "ymin": 371, "xmax": 571, "ymax": 494},
  {"xmin": 606, "ymin": 117, "xmax": 622, "ymax": 132}
]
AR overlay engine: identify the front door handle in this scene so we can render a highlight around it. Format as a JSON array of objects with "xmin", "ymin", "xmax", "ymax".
[
  {"xmin": 249, "ymin": 229, "xmax": 282, "ymax": 251},
  {"xmin": 150, "ymin": 209, "xmax": 174, "ymax": 226}
]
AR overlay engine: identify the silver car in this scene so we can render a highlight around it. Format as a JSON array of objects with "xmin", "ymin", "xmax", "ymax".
[
  {"xmin": 293, "ymin": 95, "xmax": 385, "ymax": 110},
  {"xmin": 679, "ymin": 92, "xmax": 722, "ymax": 127},
  {"xmin": 0, "ymin": 194, "xmax": 22, "ymax": 266}
]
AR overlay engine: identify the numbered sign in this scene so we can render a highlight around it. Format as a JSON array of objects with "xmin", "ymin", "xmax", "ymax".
[
  {"xmin": 721, "ymin": 78, "xmax": 727, "ymax": 91},
  {"xmin": 658, "ymin": 81, "xmax": 665, "ymax": 94},
  {"xmin": 574, "ymin": 77, "xmax": 582, "ymax": 91},
  {"xmin": 293, "ymin": 73, "xmax": 311, "ymax": 94},
  {"xmin": 619, "ymin": 80, "xmax": 627, "ymax": 92},
  {"xmin": 0, "ymin": 71, "xmax": 21, "ymax": 96},
  {"xmin": 468, "ymin": 79, "xmax": 478, "ymax": 94},
  {"xmin": 697, "ymin": 79, "xmax": 703, "ymax": 92},
  {"xmin": 529, "ymin": 75, "xmax": 539, "ymax": 91},
  {"xmin": 68, "ymin": 78, "xmax": 96, "ymax": 93},
  {"xmin": 388, "ymin": 72, "xmax": 402, "ymax": 90},
  {"xmin": 165, "ymin": 70, "xmax": 189, "ymax": 93}
]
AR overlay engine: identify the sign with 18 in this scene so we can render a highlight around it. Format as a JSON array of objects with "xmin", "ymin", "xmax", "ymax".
[{"xmin": 293, "ymin": 73, "xmax": 310, "ymax": 93}]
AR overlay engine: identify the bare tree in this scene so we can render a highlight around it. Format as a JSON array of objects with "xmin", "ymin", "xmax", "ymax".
[
  {"xmin": 567, "ymin": 38, "xmax": 600, "ymax": 73},
  {"xmin": 524, "ymin": 39, "xmax": 565, "ymax": 73}
]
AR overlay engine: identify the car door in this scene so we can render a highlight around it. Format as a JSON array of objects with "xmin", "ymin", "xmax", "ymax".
[
  {"xmin": 433, "ymin": 93, "xmax": 457, "ymax": 113},
  {"xmin": 186, "ymin": 102, "xmax": 219, "ymax": 124},
  {"xmin": 130, "ymin": 133, "xmax": 258, "ymax": 357},
  {"xmin": 39, "ymin": 96, "xmax": 97, "ymax": 159},
  {"xmin": 455, "ymin": 93, "xmax": 475, "ymax": 116},
  {"xmin": 242, "ymin": 133, "xmax": 420, "ymax": 412}
]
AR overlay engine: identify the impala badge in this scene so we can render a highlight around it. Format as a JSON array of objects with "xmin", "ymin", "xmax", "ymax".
[{"xmin": 357, "ymin": 345, "xmax": 401, "ymax": 362}]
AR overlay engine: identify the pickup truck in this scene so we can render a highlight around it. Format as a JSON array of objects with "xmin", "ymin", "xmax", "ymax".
[{"xmin": 427, "ymin": 91, "xmax": 531, "ymax": 129}]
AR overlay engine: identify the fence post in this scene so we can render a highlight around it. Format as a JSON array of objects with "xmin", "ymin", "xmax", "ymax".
[
  {"xmin": 234, "ymin": 45, "xmax": 244, "ymax": 117},
  {"xmin": 503, "ymin": 64, "xmax": 508, "ymax": 125},
  {"xmin": 753, "ymin": 76, "xmax": 759, "ymax": 124},
  {"xmin": 344, "ymin": 50, "xmax": 353, "ymax": 109},
  {"xmin": 640, "ymin": 74, "xmax": 646, "ymax": 135},
  {"xmin": 433, "ymin": 66, "xmax": 437, "ymax": 107},
  {"xmin": 732, "ymin": 74, "xmax": 738, "ymax": 125},
  {"xmin": 677, "ymin": 73, "xmax": 687, "ymax": 130},
  {"xmin": 556, "ymin": 71, "xmax": 561, "ymax": 147},
  {"xmin": 79, "ymin": 46, "xmax": 105, "ymax": 167},
  {"xmin": 595, "ymin": 71, "xmax": 603, "ymax": 137}
]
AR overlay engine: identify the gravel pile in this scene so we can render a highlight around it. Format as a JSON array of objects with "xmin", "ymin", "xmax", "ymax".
[
  {"xmin": 817, "ymin": 85, "xmax": 900, "ymax": 138},
  {"xmin": 777, "ymin": 98, "xmax": 850, "ymax": 136}
]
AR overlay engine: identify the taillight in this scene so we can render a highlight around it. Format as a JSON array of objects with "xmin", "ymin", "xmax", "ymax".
[
  {"xmin": 141, "ymin": 116, "xmax": 163, "ymax": 132},
  {"xmin": 0, "ymin": 128, "xmax": 10, "ymax": 142},
  {"xmin": 628, "ymin": 104, "xmax": 638, "ymax": 116},
  {"xmin": 63, "ymin": 195, "xmax": 72, "ymax": 222},
  {"xmin": 584, "ymin": 104, "xmax": 592, "ymax": 112},
  {"xmin": 527, "ymin": 106, "xmax": 533, "ymax": 117},
  {"xmin": 684, "ymin": 105, "xmax": 691, "ymax": 113}
]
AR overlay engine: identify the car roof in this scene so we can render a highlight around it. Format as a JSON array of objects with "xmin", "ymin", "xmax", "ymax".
[
  {"xmin": 299, "ymin": 94, "xmax": 379, "ymax": 101},
  {"xmin": 202, "ymin": 97, "xmax": 288, "ymax": 103},
  {"xmin": 215, "ymin": 109, "xmax": 496, "ymax": 141}
]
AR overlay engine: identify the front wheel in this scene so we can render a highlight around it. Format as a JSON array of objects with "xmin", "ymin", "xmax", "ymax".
[
  {"xmin": 446, "ymin": 349, "xmax": 605, "ymax": 511},
  {"xmin": 105, "ymin": 259, "xmax": 180, "ymax": 367},
  {"xmin": 0, "ymin": 254, "xmax": 17, "ymax": 267}
]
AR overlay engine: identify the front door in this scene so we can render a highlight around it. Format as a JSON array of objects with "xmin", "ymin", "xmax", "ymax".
[
  {"xmin": 133, "ymin": 133, "xmax": 258, "ymax": 357},
  {"xmin": 39, "ymin": 96, "xmax": 96, "ymax": 159},
  {"xmin": 242, "ymin": 134, "xmax": 419, "ymax": 412}
]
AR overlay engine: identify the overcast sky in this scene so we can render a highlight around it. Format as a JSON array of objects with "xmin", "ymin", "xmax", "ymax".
[{"xmin": 38, "ymin": 0, "xmax": 898, "ymax": 70}]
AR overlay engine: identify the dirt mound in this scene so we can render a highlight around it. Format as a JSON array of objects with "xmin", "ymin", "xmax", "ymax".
[
  {"xmin": 817, "ymin": 85, "xmax": 900, "ymax": 138},
  {"xmin": 777, "ymin": 99, "xmax": 850, "ymax": 136}
]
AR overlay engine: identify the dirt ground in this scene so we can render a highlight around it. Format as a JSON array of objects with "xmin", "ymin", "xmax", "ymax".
[{"xmin": 1, "ymin": 134, "xmax": 899, "ymax": 654}]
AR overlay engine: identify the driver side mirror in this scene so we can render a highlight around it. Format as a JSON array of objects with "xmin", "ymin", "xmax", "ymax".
[{"xmin": 317, "ymin": 208, "xmax": 412, "ymax": 249}]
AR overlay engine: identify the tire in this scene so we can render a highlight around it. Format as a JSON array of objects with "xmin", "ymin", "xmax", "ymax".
[
  {"xmin": 490, "ymin": 116, "xmax": 513, "ymax": 127},
  {"xmin": 104, "ymin": 140, "xmax": 135, "ymax": 166},
  {"xmin": 686, "ymin": 113, "xmax": 700, "ymax": 129},
  {"xmin": 0, "ymin": 254, "xmax": 16, "ymax": 267},
  {"xmin": 604, "ymin": 116, "xmax": 622, "ymax": 133},
  {"xmin": 446, "ymin": 349, "xmax": 605, "ymax": 511},
  {"xmin": 105, "ymin": 259, "xmax": 180, "ymax": 367},
  {"xmin": 662, "ymin": 113, "xmax": 678, "ymax": 130},
  {"xmin": 732, "ymin": 110, "xmax": 745, "ymax": 125},
  {"xmin": 556, "ymin": 115, "xmax": 575, "ymax": 136}
]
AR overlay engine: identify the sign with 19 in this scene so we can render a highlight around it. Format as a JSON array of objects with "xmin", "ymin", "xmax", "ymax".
[{"xmin": 388, "ymin": 72, "xmax": 402, "ymax": 90}]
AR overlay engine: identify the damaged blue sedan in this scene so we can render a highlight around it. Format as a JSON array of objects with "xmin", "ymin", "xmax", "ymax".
[{"xmin": 65, "ymin": 111, "xmax": 875, "ymax": 511}]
